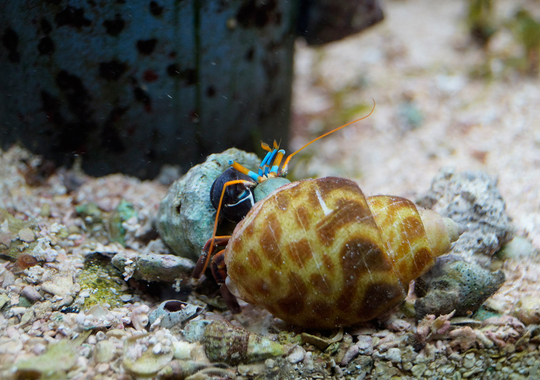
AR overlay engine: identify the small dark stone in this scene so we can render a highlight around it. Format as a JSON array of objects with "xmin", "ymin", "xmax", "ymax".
[{"xmin": 61, "ymin": 306, "xmax": 80, "ymax": 314}]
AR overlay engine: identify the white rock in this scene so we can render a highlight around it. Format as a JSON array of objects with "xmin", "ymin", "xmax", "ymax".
[
  {"xmin": 173, "ymin": 341, "xmax": 194, "ymax": 360},
  {"xmin": 386, "ymin": 347, "xmax": 402, "ymax": 363},
  {"xmin": 153, "ymin": 342, "xmax": 163, "ymax": 355},
  {"xmin": 287, "ymin": 345, "xmax": 305, "ymax": 364},
  {"xmin": 21, "ymin": 285, "xmax": 42, "ymax": 301}
]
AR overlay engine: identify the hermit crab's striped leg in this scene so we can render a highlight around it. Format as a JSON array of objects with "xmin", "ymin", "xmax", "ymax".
[
  {"xmin": 229, "ymin": 160, "xmax": 262, "ymax": 183},
  {"xmin": 192, "ymin": 179, "xmax": 255, "ymax": 280},
  {"xmin": 279, "ymin": 99, "xmax": 376, "ymax": 176},
  {"xmin": 211, "ymin": 249, "xmax": 241, "ymax": 313},
  {"xmin": 258, "ymin": 141, "xmax": 280, "ymax": 177},
  {"xmin": 192, "ymin": 236, "xmax": 231, "ymax": 279},
  {"xmin": 259, "ymin": 146, "xmax": 276, "ymax": 176},
  {"xmin": 269, "ymin": 149, "xmax": 285, "ymax": 175}
]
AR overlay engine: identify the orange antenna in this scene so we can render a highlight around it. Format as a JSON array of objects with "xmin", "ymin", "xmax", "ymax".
[{"xmin": 280, "ymin": 99, "xmax": 376, "ymax": 175}]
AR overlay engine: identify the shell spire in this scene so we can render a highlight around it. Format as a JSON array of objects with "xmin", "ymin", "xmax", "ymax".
[
  {"xmin": 366, "ymin": 196, "xmax": 463, "ymax": 288},
  {"xmin": 417, "ymin": 209, "xmax": 462, "ymax": 258}
]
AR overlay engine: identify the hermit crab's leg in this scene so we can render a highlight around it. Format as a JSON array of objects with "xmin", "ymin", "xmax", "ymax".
[
  {"xmin": 269, "ymin": 149, "xmax": 285, "ymax": 175},
  {"xmin": 279, "ymin": 99, "xmax": 376, "ymax": 176},
  {"xmin": 258, "ymin": 141, "xmax": 280, "ymax": 177},
  {"xmin": 193, "ymin": 236, "xmax": 231, "ymax": 279},
  {"xmin": 192, "ymin": 179, "xmax": 255, "ymax": 280},
  {"xmin": 229, "ymin": 161, "xmax": 262, "ymax": 182},
  {"xmin": 259, "ymin": 146, "xmax": 277, "ymax": 177},
  {"xmin": 211, "ymin": 250, "xmax": 241, "ymax": 313}
]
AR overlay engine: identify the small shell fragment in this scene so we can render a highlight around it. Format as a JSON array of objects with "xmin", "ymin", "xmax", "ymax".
[
  {"xmin": 148, "ymin": 300, "xmax": 204, "ymax": 329},
  {"xmin": 184, "ymin": 319, "xmax": 286, "ymax": 365}
]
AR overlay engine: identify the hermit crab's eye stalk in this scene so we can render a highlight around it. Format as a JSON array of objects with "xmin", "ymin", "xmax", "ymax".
[{"xmin": 210, "ymin": 167, "xmax": 257, "ymax": 223}]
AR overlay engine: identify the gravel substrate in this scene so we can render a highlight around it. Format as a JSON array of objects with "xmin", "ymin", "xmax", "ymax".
[{"xmin": 1, "ymin": 0, "xmax": 540, "ymax": 379}]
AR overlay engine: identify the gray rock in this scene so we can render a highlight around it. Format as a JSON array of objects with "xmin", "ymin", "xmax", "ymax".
[
  {"xmin": 156, "ymin": 148, "xmax": 260, "ymax": 260},
  {"xmin": 417, "ymin": 168, "xmax": 515, "ymax": 263},
  {"xmin": 415, "ymin": 256, "xmax": 505, "ymax": 320},
  {"xmin": 111, "ymin": 251, "xmax": 195, "ymax": 283}
]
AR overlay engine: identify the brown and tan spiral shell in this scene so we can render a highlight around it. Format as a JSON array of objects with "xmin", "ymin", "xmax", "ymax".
[{"xmin": 224, "ymin": 177, "xmax": 460, "ymax": 329}]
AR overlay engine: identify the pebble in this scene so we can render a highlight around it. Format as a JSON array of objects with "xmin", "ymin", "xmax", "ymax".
[
  {"xmin": 287, "ymin": 345, "xmax": 305, "ymax": 364},
  {"xmin": 356, "ymin": 335, "xmax": 373, "ymax": 355},
  {"xmin": 237, "ymin": 363, "xmax": 266, "ymax": 376},
  {"xmin": 6, "ymin": 326, "xmax": 20, "ymax": 339},
  {"xmin": 340, "ymin": 344, "xmax": 359, "ymax": 365},
  {"xmin": 21, "ymin": 285, "xmax": 42, "ymax": 301},
  {"xmin": 386, "ymin": 348, "xmax": 401, "ymax": 363},
  {"xmin": 95, "ymin": 331, "xmax": 106, "ymax": 341},
  {"xmin": 76, "ymin": 356, "xmax": 89, "ymax": 372},
  {"xmin": 172, "ymin": 341, "xmax": 194, "ymax": 360},
  {"xmin": 152, "ymin": 342, "xmax": 162, "ymax": 355},
  {"xmin": 96, "ymin": 363, "xmax": 109, "ymax": 374},
  {"xmin": 411, "ymin": 363, "xmax": 427, "ymax": 377},
  {"xmin": 10, "ymin": 307, "xmax": 27, "ymax": 316},
  {"xmin": 463, "ymin": 352, "xmax": 476, "ymax": 368},
  {"xmin": 463, "ymin": 367, "xmax": 482, "ymax": 378},
  {"xmin": 33, "ymin": 343, "xmax": 46, "ymax": 355},
  {"xmin": 303, "ymin": 352, "xmax": 314, "ymax": 371},
  {"xmin": 94, "ymin": 340, "xmax": 115, "ymax": 363},
  {"xmin": 265, "ymin": 359, "xmax": 275, "ymax": 369},
  {"xmin": 3, "ymin": 271, "xmax": 15, "ymax": 287},
  {"xmin": 18, "ymin": 227, "xmax": 35, "ymax": 243},
  {"xmin": 79, "ymin": 345, "xmax": 92, "ymax": 358}
]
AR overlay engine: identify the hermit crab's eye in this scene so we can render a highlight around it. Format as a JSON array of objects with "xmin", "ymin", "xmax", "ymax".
[{"xmin": 210, "ymin": 167, "xmax": 257, "ymax": 223}]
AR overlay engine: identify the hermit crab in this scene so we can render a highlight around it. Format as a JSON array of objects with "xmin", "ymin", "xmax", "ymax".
[{"xmin": 192, "ymin": 103, "xmax": 462, "ymax": 329}]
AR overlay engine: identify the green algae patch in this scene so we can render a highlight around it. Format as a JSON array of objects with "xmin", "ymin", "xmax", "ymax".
[
  {"xmin": 77, "ymin": 254, "xmax": 128, "ymax": 310},
  {"xmin": 0, "ymin": 208, "xmax": 39, "ymax": 260},
  {"xmin": 76, "ymin": 202, "xmax": 103, "ymax": 225},
  {"xmin": 13, "ymin": 339, "xmax": 77, "ymax": 378},
  {"xmin": 108, "ymin": 199, "xmax": 137, "ymax": 246},
  {"xmin": 13, "ymin": 331, "xmax": 91, "ymax": 379}
]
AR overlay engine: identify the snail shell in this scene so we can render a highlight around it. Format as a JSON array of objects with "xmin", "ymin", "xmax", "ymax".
[{"xmin": 223, "ymin": 177, "xmax": 461, "ymax": 329}]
